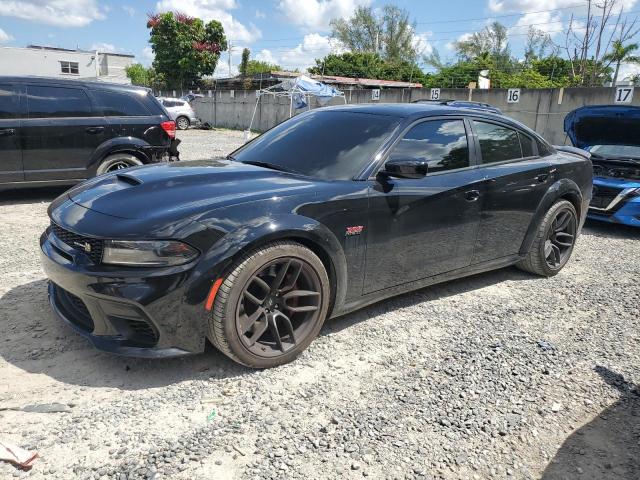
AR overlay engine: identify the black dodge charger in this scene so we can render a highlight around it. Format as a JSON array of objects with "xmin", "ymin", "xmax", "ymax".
[{"xmin": 41, "ymin": 104, "xmax": 592, "ymax": 368}]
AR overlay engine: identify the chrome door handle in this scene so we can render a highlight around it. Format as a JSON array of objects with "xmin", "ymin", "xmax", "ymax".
[
  {"xmin": 85, "ymin": 126, "xmax": 105, "ymax": 134},
  {"xmin": 0, "ymin": 128, "xmax": 15, "ymax": 136},
  {"xmin": 535, "ymin": 173, "xmax": 550, "ymax": 183}
]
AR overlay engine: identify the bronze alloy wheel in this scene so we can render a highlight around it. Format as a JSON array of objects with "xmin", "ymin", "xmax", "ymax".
[{"xmin": 208, "ymin": 241, "xmax": 330, "ymax": 368}]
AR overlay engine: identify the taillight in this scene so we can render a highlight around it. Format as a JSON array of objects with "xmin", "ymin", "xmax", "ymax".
[{"xmin": 161, "ymin": 120, "xmax": 176, "ymax": 139}]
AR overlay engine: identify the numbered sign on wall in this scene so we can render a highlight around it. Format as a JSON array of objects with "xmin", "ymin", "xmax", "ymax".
[
  {"xmin": 430, "ymin": 88, "xmax": 441, "ymax": 101},
  {"xmin": 371, "ymin": 89, "xmax": 380, "ymax": 101},
  {"xmin": 615, "ymin": 86, "xmax": 634, "ymax": 104},
  {"xmin": 507, "ymin": 88, "xmax": 520, "ymax": 103}
]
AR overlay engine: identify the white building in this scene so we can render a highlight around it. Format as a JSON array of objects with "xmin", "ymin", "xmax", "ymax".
[{"xmin": 0, "ymin": 45, "xmax": 135, "ymax": 84}]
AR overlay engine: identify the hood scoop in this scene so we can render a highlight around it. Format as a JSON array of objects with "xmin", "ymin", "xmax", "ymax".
[{"xmin": 115, "ymin": 173, "xmax": 143, "ymax": 186}]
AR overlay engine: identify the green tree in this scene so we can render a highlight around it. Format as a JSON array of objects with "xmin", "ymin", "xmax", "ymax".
[
  {"xmin": 147, "ymin": 11, "xmax": 227, "ymax": 88},
  {"xmin": 245, "ymin": 59, "xmax": 281, "ymax": 75},
  {"xmin": 309, "ymin": 52, "xmax": 426, "ymax": 84},
  {"xmin": 330, "ymin": 5, "xmax": 418, "ymax": 62},
  {"xmin": 239, "ymin": 48, "xmax": 250, "ymax": 76},
  {"xmin": 454, "ymin": 21, "xmax": 511, "ymax": 68},
  {"xmin": 602, "ymin": 39, "xmax": 640, "ymax": 85},
  {"xmin": 125, "ymin": 63, "xmax": 153, "ymax": 87}
]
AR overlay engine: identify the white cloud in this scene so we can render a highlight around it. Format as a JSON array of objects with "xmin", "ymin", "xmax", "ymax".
[
  {"xmin": 489, "ymin": 0, "xmax": 636, "ymax": 14},
  {"xmin": 446, "ymin": 32, "xmax": 472, "ymax": 52},
  {"xmin": 0, "ymin": 27, "xmax": 12, "ymax": 43},
  {"xmin": 156, "ymin": 0, "xmax": 261, "ymax": 43},
  {"xmin": 0, "ymin": 0, "xmax": 106, "ymax": 27},
  {"xmin": 122, "ymin": 5, "xmax": 135, "ymax": 17},
  {"xmin": 141, "ymin": 46, "xmax": 154, "ymax": 66},
  {"xmin": 255, "ymin": 49, "xmax": 279, "ymax": 65},
  {"xmin": 509, "ymin": 10, "xmax": 563, "ymax": 36},
  {"xmin": 618, "ymin": 62, "xmax": 640, "ymax": 82},
  {"xmin": 90, "ymin": 42, "xmax": 117, "ymax": 53},
  {"xmin": 277, "ymin": 0, "xmax": 371, "ymax": 31},
  {"xmin": 255, "ymin": 9, "xmax": 266, "ymax": 19},
  {"xmin": 280, "ymin": 33, "xmax": 336, "ymax": 70},
  {"xmin": 413, "ymin": 32, "xmax": 433, "ymax": 56}
]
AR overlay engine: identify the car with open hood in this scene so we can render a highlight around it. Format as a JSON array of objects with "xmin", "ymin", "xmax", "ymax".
[
  {"xmin": 41, "ymin": 103, "xmax": 591, "ymax": 368},
  {"xmin": 564, "ymin": 105, "xmax": 640, "ymax": 227}
]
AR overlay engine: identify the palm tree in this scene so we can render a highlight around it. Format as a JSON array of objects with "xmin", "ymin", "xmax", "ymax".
[{"xmin": 603, "ymin": 40, "xmax": 640, "ymax": 86}]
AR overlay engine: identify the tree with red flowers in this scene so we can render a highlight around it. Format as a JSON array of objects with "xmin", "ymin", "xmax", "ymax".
[{"xmin": 147, "ymin": 11, "xmax": 227, "ymax": 88}]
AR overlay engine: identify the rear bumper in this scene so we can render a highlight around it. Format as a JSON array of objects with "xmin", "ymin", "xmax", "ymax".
[
  {"xmin": 40, "ymin": 228, "xmax": 206, "ymax": 357},
  {"xmin": 587, "ymin": 177, "xmax": 640, "ymax": 227}
]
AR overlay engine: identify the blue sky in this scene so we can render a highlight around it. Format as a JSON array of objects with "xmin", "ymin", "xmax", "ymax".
[{"xmin": 0, "ymin": 0, "xmax": 638, "ymax": 78}]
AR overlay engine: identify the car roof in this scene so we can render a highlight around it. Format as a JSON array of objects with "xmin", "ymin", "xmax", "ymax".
[
  {"xmin": 319, "ymin": 103, "xmax": 544, "ymax": 142},
  {"xmin": 0, "ymin": 75, "xmax": 150, "ymax": 94}
]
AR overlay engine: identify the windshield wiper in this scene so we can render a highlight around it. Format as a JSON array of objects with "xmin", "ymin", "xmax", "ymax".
[{"xmin": 239, "ymin": 160, "xmax": 300, "ymax": 175}]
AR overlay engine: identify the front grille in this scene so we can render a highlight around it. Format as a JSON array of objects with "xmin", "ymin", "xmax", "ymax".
[
  {"xmin": 126, "ymin": 319, "xmax": 158, "ymax": 345},
  {"xmin": 51, "ymin": 223, "xmax": 103, "ymax": 264},
  {"xmin": 52, "ymin": 284, "xmax": 94, "ymax": 332},
  {"xmin": 590, "ymin": 185, "xmax": 623, "ymax": 212}
]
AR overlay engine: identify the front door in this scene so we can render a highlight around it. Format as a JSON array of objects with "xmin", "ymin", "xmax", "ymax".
[
  {"xmin": 22, "ymin": 84, "xmax": 107, "ymax": 181},
  {"xmin": 0, "ymin": 83, "xmax": 23, "ymax": 183},
  {"xmin": 364, "ymin": 118, "xmax": 484, "ymax": 294}
]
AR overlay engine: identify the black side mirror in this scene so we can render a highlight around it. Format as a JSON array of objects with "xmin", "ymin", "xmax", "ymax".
[{"xmin": 381, "ymin": 158, "xmax": 429, "ymax": 179}]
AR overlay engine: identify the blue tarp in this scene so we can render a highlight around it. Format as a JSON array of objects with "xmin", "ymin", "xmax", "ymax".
[{"xmin": 276, "ymin": 75, "xmax": 343, "ymax": 109}]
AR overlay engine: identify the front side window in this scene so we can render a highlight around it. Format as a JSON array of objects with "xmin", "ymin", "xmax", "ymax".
[
  {"xmin": 91, "ymin": 90, "xmax": 150, "ymax": 116},
  {"xmin": 232, "ymin": 111, "xmax": 400, "ymax": 180},
  {"xmin": 60, "ymin": 61, "xmax": 79, "ymax": 75},
  {"xmin": 0, "ymin": 84, "xmax": 18, "ymax": 119},
  {"xmin": 389, "ymin": 119, "xmax": 470, "ymax": 174},
  {"xmin": 474, "ymin": 121, "xmax": 522, "ymax": 164},
  {"xmin": 26, "ymin": 85, "xmax": 93, "ymax": 118}
]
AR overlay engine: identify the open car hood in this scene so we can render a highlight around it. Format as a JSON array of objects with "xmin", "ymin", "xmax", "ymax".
[{"xmin": 564, "ymin": 105, "xmax": 640, "ymax": 150}]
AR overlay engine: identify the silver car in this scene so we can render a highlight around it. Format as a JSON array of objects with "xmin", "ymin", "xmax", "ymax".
[{"xmin": 158, "ymin": 97, "xmax": 199, "ymax": 130}]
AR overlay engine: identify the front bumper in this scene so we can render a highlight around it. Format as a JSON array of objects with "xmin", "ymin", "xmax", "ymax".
[
  {"xmin": 587, "ymin": 177, "xmax": 640, "ymax": 227},
  {"xmin": 40, "ymin": 228, "xmax": 207, "ymax": 358}
]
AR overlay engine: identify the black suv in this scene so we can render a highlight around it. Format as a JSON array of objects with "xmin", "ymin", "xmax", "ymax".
[{"xmin": 0, "ymin": 76, "xmax": 178, "ymax": 189}]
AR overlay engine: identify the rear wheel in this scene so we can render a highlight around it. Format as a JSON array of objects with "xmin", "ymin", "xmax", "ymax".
[
  {"xmin": 517, "ymin": 199, "xmax": 578, "ymax": 277},
  {"xmin": 176, "ymin": 116, "xmax": 190, "ymax": 130},
  {"xmin": 208, "ymin": 241, "xmax": 330, "ymax": 368},
  {"xmin": 96, "ymin": 154, "xmax": 143, "ymax": 176}
]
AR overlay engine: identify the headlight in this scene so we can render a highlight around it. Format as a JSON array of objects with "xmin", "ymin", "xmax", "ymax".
[{"xmin": 102, "ymin": 240, "xmax": 199, "ymax": 267}]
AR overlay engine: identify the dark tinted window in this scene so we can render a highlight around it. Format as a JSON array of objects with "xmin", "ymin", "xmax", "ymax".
[
  {"xmin": 232, "ymin": 111, "xmax": 400, "ymax": 180},
  {"xmin": 91, "ymin": 90, "xmax": 150, "ymax": 116},
  {"xmin": 0, "ymin": 84, "xmax": 18, "ymax": 119},
  {"xmin": 537, "ymin": 140, "xmax": 554, "ymax": 157},
  {"xmin": 27, "ymin": 85, "xmax": 93, "ymax": 118},
  {"xmin": 390, "ymin": 120, "xmax": 469, "ymax": 173},
  {"xmin": 519, "ymin": 132, "xmax": 535, "ymax": 157},
  {"xmin": 474, "ymin": 121, "xmax": 522, "ymax": 163}
]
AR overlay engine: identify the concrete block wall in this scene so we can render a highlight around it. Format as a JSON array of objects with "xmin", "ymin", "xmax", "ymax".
[{"xmin": 192, "ymin": 87, "xmax": 640, "ymax": 145}]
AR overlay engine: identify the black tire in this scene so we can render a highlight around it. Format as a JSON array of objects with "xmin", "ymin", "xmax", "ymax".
[
  {"xmin": 176, "ymin": 116, "xmax": 190, "ymax": 130},
  {"xmin": 95, "ymin": 154, "xmax": 143, "ymax": 176},
  {"xmin": 517, "ymin": 199, "xmax": 578, "ymax": 277},
  {"xmin": 208, "ymin": 241, "xmax": 330, "ymax": 368}
]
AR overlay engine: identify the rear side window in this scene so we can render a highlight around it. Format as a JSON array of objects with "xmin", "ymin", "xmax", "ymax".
[
  {"xmin": 91, "ymin": 90, "xmax": 150, "ymax": 116},
  {"xmin": 26, "ymin": 85, "xmax": 93, "ymax": 118},
  {"xmin": 474, "ymin": 121, "xmax": 522, "ymax": 164},
  {"xmin": 519, "ymin": 133, "xmax": 535, "ymax": 157},
  {"xmin": 390, "ymin": 119, "xmax": 470, "ymax": 173},
  {"xmin": 0, "ymin": 84, "xmax": 18, "ymax": 119}
]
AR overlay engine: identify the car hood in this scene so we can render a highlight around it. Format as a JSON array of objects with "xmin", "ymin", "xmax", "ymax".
[
  {"xmin": 67, "ymin": 160, "xmax": 318, "ymax": 221},
  {"xmin": 564, "ymin": 105, "xmax": 640, "ymax": 149}
]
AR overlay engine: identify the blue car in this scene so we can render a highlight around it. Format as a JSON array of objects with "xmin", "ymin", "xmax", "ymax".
[{"xmin": 565, "ymin": 105, "xmax": 640, "ymax": 227}]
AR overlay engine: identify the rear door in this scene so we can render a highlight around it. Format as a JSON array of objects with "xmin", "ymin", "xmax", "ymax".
[
  {"xmin": 22, "ymin": 83, "xmax": 108, "ymax": 181},
  {"xmin": 0, "ymin": 82, "xmax": 23, "ymax": 183},
  {"xmin": 470, "ymin": 119, "xmax": 553, "ymax": 263}
]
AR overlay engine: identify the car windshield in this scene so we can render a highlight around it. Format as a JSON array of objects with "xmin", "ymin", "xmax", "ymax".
[
  {"xmin": 231, "ymin": 110, "xmax": 400, "ymax": 180},
  {"xmin": 589, "ymin": 144, "xmax": 640, "ymax": 159}
]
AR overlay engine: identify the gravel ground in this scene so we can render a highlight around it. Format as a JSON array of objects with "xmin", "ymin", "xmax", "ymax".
[
  {"xmin": 174, "ymin": 128, "xmax": 254, "ymax": 161},
  {"xmin": 0, "ymin": 130, "xmax": 639, "ymax": 480}
]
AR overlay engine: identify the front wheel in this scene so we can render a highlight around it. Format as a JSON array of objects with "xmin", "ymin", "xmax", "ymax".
[
  {"xmin": 208, "ymin": 241, "xmax": 330, "ymax": 368},
  {"xmin": 517, "ymin": 199, "xmax": 578, "ymax": 277}
]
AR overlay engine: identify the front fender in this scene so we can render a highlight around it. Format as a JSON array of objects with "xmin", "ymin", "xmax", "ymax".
[
  {"xmin": 519, "ymin": 178, "xmax": 585, "ymax": 255},
  {"xmin": 185, "ymin": 214, "xmax": 348, "ymax": 317}
]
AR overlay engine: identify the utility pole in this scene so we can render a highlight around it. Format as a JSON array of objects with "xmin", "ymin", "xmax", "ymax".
[{"xmin": 228, "ymin": 41, "xmax": 233, "ymax": 77}]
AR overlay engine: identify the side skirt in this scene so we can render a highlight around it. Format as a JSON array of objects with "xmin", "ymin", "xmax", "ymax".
[{"xmin": 330, "ymin": 254, "xmax": 524, "ymax": 319}]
